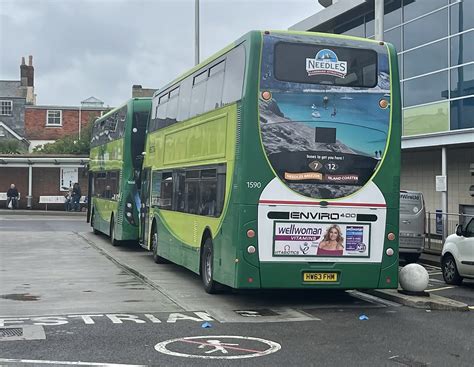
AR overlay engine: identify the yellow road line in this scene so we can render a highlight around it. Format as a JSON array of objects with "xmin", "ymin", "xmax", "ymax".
[{"xmin": 426, "ymin": 286, "xmax": 455, "ymax": 292}]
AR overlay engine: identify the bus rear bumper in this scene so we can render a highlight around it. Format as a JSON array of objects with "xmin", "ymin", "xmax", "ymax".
[{"xmin": 255, "ymin": 262, "xmax": 397, "ymax": 289}]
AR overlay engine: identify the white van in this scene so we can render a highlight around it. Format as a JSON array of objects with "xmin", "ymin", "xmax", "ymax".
[{"xmin": 399, "ymin": 191, "xmax": 426, "ymax": 263}]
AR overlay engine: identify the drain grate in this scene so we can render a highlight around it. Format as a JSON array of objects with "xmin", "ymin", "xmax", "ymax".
[{"xmin": 0, "ymin": 328, "xmax": 23, "ymax": 338}]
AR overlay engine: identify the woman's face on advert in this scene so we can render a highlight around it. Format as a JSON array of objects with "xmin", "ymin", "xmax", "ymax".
[{"xmin": 329, "ymin": 228, "xmax": 338, "ymax": 240}]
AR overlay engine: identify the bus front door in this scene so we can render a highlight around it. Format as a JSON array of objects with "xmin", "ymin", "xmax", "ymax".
[{"xmin": 140, "ymin": 168, "xmax": 151, "ymax": 248}]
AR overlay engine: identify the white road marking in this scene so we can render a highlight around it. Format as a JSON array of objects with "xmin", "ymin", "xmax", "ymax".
[
  {"xmin": 0, "ymin": 312, "xmax": 214, "ymax": 327},
  {"xmin": 425, "ymin": 286, "xmax": 455, "ymax": 292},
  {"xmin": 0, "ymin": 359, "xmax": 146, "ymax": 366},
  {"xmin": 468, "ymin": 306, "xmax": 474, "ymax": 310},
  {"xmin": 155, "ymin": 335, "xmax": 281, "ymax": 360}
]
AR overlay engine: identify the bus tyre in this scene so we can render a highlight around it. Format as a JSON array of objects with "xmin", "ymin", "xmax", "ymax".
[
  {"xmin": 201, "ymin": 238, "xmax": 221, "ymax": 294},
  {"xmin": 442, "ymin": 254, "xmax": 463, "ymax": 285},
  {"xmin": 152, "ymin": 225, "xmax": 167, "ymax": 264},
  {"xmin": 110, "ymin": 217, "xmax": 119, "ymax": 247}
]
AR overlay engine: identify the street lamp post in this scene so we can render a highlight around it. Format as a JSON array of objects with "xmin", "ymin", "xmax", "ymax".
[
  {"xmin": 195, "ymin": 0, "xmax": 200, "ymax": 65},
  {"xmin": 374, "ymin": 0, "xmax": 384, "ymax": 41}
]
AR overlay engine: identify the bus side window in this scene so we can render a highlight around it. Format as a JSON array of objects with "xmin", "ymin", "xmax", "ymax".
[
  {"xmin": 222, "ymin": 44, "xmax": 246, "ymax": 105},
  {"xmin": 190, "ymin": 70, "xmax": 207, "ymax": 118},
  {"xmin": 177, "ymin": 77, "xmax": 192, "ymax": 122},
  {"xmin": 160, "ymin": 172, "xmax": 173, "ymax": 210},
  {"xmin": 204, "ymin": 61, "xmax": 225, "ymax": 111}
]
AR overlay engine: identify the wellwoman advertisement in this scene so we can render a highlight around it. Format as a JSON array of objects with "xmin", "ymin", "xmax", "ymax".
[{"xmin": 273, "ymin": 222, "xmax": 370, "ymax": 257}]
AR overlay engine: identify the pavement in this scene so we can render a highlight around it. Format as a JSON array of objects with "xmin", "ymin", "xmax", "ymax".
[{"xmin": 0, "ymin": 208, "xmax": 469, "ymax": 312}]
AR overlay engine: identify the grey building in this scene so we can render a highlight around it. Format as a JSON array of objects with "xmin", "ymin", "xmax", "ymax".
[
  {"xmin": 0, "ymin": 56, "xmax": 36, "ymax": 150},
  {"xmin": 291, "ymin": 0, "xmax": 474, "ymax": 218}
]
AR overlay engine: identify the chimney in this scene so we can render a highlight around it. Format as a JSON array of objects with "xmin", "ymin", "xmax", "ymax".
[
  {"xmin": 26, "ymin": 55, "xmax": 34, "ymax": 87},
  {"xmin": 20, "ymin": 56, "xmax": 28, "ymax": 86}
]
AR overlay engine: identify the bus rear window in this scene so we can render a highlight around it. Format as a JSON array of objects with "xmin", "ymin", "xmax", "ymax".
[{"xmin": 274, "ymin": 42, "xmax": 377, "ymax": 88}]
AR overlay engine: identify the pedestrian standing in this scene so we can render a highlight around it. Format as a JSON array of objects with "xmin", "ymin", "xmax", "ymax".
[
  {"xmin": 64, "ymin": 186, "xmax": 73, "ymax": 211},
  {"xmin": 6, "ymin": 183, "xmax": 19, "ymax": 209},
  {"xmin": 72, "ymin": 182, "xmax": 82, "ymax": 211}
]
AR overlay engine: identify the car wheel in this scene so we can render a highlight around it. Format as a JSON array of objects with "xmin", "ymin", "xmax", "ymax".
[
  {"xmin": 442, "ymin": 254, "xmax": 463, "ymax": 285},
  {"xmin": 151, "ymin": 224, "xmax": 167, "ymax": 264},
  {"xmin": 201, "ymin": 238, "xmax": 222, "ymax": 294},
  {"xmin": 110, "ymin": 217, "xmax": 119, "ymax": 246},
  {"xmin": 404, "ymin": 253, "xmax": 420, "ymax": 264}
]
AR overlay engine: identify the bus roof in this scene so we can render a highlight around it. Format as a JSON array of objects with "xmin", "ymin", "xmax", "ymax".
[
  {"xmin": 94, "ymin": 97, "xmax": 152, "ymax": 125},
  {"xmin": 153, "ymin": 30, "xmax": 391, "ymax": 98}
]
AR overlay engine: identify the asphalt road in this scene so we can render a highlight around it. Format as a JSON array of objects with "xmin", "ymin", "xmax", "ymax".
[{"xmin": 1, "ymin": 213, "xmax": 473, "ymax": 366}]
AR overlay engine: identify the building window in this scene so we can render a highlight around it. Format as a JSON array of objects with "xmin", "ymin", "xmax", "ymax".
[
  {"xmin": 0, "ymin": 100, "xmax": 13, "ymax": 115},
  {"xmin": 47, "ymin": 110, "xmax": 62, "ymax": 126}
]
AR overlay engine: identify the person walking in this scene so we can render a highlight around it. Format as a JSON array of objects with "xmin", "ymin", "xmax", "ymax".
[
  {"xmin": 72, "ymin": 182, "xmax": 82, "ymax": 212},
  {"xmin": 6, "ymin": 184, "xmax": 19, "ymax": 209}
]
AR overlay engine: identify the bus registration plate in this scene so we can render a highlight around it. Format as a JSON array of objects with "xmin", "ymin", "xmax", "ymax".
[{"xmin": 303, "ymin": 272, "xmax": 338, "ymax": 282}]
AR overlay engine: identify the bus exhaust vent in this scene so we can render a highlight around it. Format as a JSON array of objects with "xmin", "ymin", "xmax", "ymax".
[
  {"xmin": 0, "ymin": 328, "xmax": 23, "ymax": 338},
  {"xmin": 235, "ymin": 105, "xmax": 242, "ymax": 158}
]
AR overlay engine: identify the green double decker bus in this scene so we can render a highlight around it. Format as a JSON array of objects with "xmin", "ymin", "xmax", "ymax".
[
  {"xmin": 89, "ymin": 98, "xmax": 151, "ymax": 245},
  {"xmin": 140, "ymin": 30, "xmax": 401, "ymax": 293}
]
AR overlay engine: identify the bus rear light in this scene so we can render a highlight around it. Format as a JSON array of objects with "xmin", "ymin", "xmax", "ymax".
[
  {"xmin": 379, "ymin": 99, "xmax": 389, "ymax": 109},
  {"xmin": 261, "ymin": 91, "xmax": 272, "ymax": 100},
  {"xmin": 126, "ymin": 212, "xmax": 132, "ymax": 218},
  {"xmin": 386, "ymin": 276, "xmax": 391, "ymax": 284},
  {"xmin": 386, "ymin": 248, "xmax": 394, "ymax": 256},
  {"xmin": 248, "ymin": 277, "xmax": 254, "ymax": 283},
  {"xmin": 387, "ymin": 232, "xmax": 396, "ymax": 241},
  {"xmin": 126, "ymin": 202, "xmax": 132, "ymax": 208},
  {"xmin": 246, "ymin": 229, "xmax": 255, "ymax": 238},
  {"xmin": 247, "ymin": 245, "xmax": 256, "ymax": 254}
]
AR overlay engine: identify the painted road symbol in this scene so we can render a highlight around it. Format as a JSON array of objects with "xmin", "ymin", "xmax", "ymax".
[{"xmin": 154, "ymin": 335, "xmax": 281, "ymax": 360}]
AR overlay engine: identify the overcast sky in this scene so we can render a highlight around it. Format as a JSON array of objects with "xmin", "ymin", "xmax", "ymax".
[{"xmin": 0, "ymin": 0, "xmax": 322, "ymax": 107}]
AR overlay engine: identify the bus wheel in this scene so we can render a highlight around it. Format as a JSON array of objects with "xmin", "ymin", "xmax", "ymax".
[
  {"xmin": 201, "ymin": 238, "xmax": 221, "ymax": 294},
  {"xmin": 110, "ymin": 217, "xmax": 119, "ymax": 246},
  {"xmin": 151, "ymin": 224, "xmax": 167, "ymax": 264},
  {"xmin": 91, "ymin": 210, "xmax": 100, "ymax": 235}
]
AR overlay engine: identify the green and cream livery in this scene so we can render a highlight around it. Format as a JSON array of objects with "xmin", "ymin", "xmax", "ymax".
[
  {"xmin": 89, "ymin": 98, "xmax": 151, "ymax": 244},
  {"xmin": 141, "ymin": 31, "xmax": 401, "ymax": 292}
]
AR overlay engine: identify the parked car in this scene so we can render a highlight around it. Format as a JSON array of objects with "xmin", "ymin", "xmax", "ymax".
[
  {"xmin": 441, "ymin": 217, "xmax": 474, "ymax": 285},
  {"xmin": 399, "ymin": 191, "xmax": 425, "ymax": 263}
]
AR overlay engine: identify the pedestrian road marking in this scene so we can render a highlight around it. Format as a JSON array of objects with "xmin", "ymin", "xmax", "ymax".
[
  {"xmin": 155, "ymin": 335, "xmax": 281, "ymax": 359},
  {"xmin": 0, "ymin": 359, "xmax": 146, "ymax": 366},
  {"xmin": 0, "ymin": 312, "xmax": 213, "ymax": 327}
]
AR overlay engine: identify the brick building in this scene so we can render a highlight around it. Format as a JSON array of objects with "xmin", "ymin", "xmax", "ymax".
[
  {"xmin": 0, "ymin": 56, "xmax": 110, "ymax": 210},
  {"xmin": 0, "ymin": 56, "xmax": 36, "ymax": 151},
  {"xmin": 0, "ymin": 155, "xmax": 89, "ymax": 210},
  {"xmin": 25, "ymin": 99, "xmax": 107, "ymax": 152}
]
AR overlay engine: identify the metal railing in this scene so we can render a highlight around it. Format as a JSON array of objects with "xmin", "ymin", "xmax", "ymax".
[{"xmin": 425, "ymin": 212, "xmax": 474, "ymax": 253}]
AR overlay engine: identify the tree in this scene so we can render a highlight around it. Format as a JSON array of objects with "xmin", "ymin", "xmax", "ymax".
[
  {"xmin": 0, "ymin": 139, "xmax": 24, "ymax": 154},
  {"xmin": 33, "ymin": 116, "xmax": 95, "ymax": 155}
]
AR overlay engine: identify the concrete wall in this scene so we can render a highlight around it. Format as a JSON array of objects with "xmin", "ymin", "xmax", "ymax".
[{"xmin": 401, "ymin": 146, "xmax": 474, "ymax": 214}]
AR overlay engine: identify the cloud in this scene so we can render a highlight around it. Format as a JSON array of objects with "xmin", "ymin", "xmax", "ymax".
[{"xmin": 0, "ymin": 0, "xmax": 321, "ymax": 106}]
